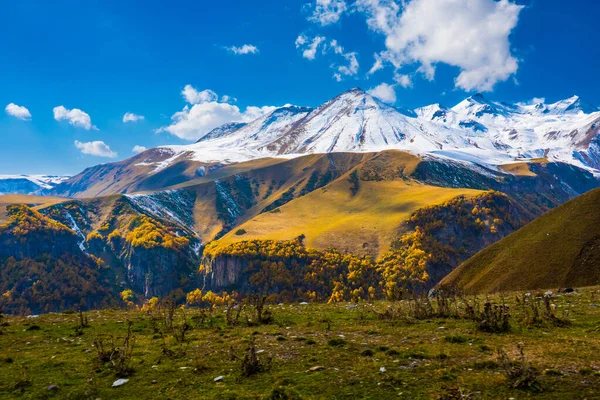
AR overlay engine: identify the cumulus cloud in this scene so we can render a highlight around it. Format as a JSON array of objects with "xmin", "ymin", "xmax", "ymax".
[
  {"xmin": 368, "ymin": 83, "xmax": 397, "ymax": 104},
  {"xmin": 123, "ymin": 112, "xmax": 144, "ymax": 123},
  {"xmin": 181, "ymin": 85, "xmax": 218, "ymax": 104},
  {"xmin": 5, "ymin": 103, "xmax": 31, "ymax": 120},
  {"xmin": 53, "ymin": 106, "xmax": 96, "ymax": 130},
  {"xmin": 308, "ymin": 0, "xmax": 348, "ymax": 26},
  {"xmin": 74, "ymin": 140, "xmax": 116, "ymax": 158},
  {"xmin": 296, "ymin": 36, "xmax": 359, "ymax": 81},
  {"xmin": 132, "ymin": 145, "xmax": 148, "ymax": 154},
  {"xmin": 227, "ymin": 44, "xmax": 259, "ymax": 55},
  {"xmin": 158, "ymin": 85, "xmax": 279, "ymax": 141},
  {"xmin": 355, "ymin": 0, "xmax": 523, "ymax": 92}
]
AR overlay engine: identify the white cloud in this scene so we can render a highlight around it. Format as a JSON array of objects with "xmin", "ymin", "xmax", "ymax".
[
  {"xmin": 296, "ymin": 36, "xmax": 359, "ymax": 81},
  {"xmin": 368, "ymin": 83, "xmax": 397, "ymax": 104},
  {"xmin": 181, "ymin": 85, "xmax": 218, "ymax": 104},
  {"xmin": 158, "ymin": 85, "xmax": 278, "ymax": 141},
  {"xmin": 308, "ymin": 0, "xmax": 348, "ymax": 26},
  {"xmin": 53, "ymin": 106, "xmax": 96, "ymax": 130},
  {"xmin": 132, "ymin": 145, "xmax": 148, "ymax": 154},
  {"xmin": 356, "ymin": 0, "xmax": 523, "ymax": 92},
  {"xmin": 516, "ymin": 97, "xmax": 546, "ymax": 107},
  {"xmin": 227, "ymin": 44, "xmax": 260, "ymax": 55},
  {"xmin": 337, "ymin": 52, "xmax": 359, "ymax": 77},
  {"xmin": 532, "ymin": 97, "xmax": 545, "ymax": 105},
  {"xmin": 367, "ymin": 53, "xmax": 385, "ymax": 75},
  {"xmin": 74, "ymin": 140, "xmax": 117, "ymax": 158},
  {"xmin": 5, "ymin": 103, "xmax": 31, "ymax": 120},
  {"xmin": 393, "ymin": 73, "xmax": 413, "ymax": 88},
  {"xmin": 296, "ymin": 35, "xmax": 326, "ymax": 60},
  {"xmin": 123, "ymin": 112, "xmax": 144, "ymax": 123},
  {"xmin": 220, "ymin": 95, "xmax": 237, "ymax": 103}
]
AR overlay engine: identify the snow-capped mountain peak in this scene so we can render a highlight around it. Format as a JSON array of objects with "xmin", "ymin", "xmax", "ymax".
[
  {"xmin": 545, "ymin": 95, "xmax": 598, "ymax": 115},
  {"xmin": 128, "ymin": 89, "xmax": 600, "ymax": 177}
]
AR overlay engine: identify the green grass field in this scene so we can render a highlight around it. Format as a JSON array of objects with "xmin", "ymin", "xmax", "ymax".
[{"xmin": 1, "ymin": 288, "xmax": 599, "ymax": 399}]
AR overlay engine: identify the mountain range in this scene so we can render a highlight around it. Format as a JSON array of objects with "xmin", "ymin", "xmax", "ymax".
[
  {"xmin": 2, "ymin": 88, "xmax": 600, "ymax": 313},
  {"xmin": 0, "ymin": 175, "xmax": 68, "ymax": 195},
  {"xmin": 45, "ymin": 88, "xmax": 600, "ymax": 198}
]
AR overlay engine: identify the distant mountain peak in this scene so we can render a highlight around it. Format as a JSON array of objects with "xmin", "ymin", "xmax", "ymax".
[{"xmin": 547, "ymin": 95, "xmax": 598, "ymax": 115}]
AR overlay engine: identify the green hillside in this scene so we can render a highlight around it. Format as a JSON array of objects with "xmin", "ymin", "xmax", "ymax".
[{"xmin": 440, "ymin": 188, "xmax": 600, "ymax": 293}]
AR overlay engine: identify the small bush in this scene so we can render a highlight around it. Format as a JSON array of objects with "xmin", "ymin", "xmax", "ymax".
[
  {"xmin": 361, "ymin": 349, "xmax": 374, "ymax": 357},
  {"xmin": 478, "ymin": 302, "xmax": 510, "ymax": 333},
  {"xmin": 25, "ymin": 325, "xmax": 41, "ymax": 331},
  {"xmin": 305, "ymin": 339, "xmax": 317, "ymax": 345},
  {"xmin": 498, "ymin": 344, "xmax": 541, "ymax": 392},
  {"xmin": 266, "ymin": 385, "xmax": 303, "ymax": 400},
  {"xmin": 235, "ymin": 229, "xmax": 247, "ymax": 236},
  {"xmin": 237, "ymin": 337, "xmax": 270, "ymax": 377},
  {"xmin": 327, "ymin": 338, "xmax": 346, "ymax": 347},
  {"xmin": 473, "ymin": 360, "xmax": 499, "ymax": 370},
  {"xmin": 444, "ymin": 335, "xmax": 469, "ymax": 344}
]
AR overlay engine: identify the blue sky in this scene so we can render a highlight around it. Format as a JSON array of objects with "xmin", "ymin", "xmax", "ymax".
[{"xmin": 1, "ymin": 0, "xmax": 599, "ymax": 175}]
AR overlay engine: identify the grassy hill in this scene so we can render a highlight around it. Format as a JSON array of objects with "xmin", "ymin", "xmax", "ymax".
[
  {"xmin": 440, "ymin": 188, "xmax": 600, "ymax": 293},
  {"xmin": 215, "ymin": 151, "xmax": 482, "ymax": 257}
]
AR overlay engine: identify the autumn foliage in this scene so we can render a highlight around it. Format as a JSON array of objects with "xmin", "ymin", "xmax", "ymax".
[{"xmin": 125, "ymin": 216, "xmax": 189, "ymax": 250}]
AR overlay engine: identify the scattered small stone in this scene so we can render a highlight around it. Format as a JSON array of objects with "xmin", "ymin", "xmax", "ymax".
[
  {"xmin": 347, "ymin": 304, "xmax": 358, "ymax": 309},
  {"xmin": 214, "ymin": 376, "xmax": 224, "ymax": 382},
  {"xmin": 47, "ymin": 385, "xmax": 58, "ymax": 391},
  {"xmin": 309, "ymin": 366, "xmax": 324, "ymax": 372},
  {"xmin": 299, "ymin": 302, "xmax": 308, "ymax": 305},
  {"xmin": 179, "ymin": 367, "xmax": 189, "ymax": 370},
  {"xmin": 257, "ymin": 349, "xmax": 265, "ymax": 354},
  {"xmin": 380, "ymin": 367, "xmax": 386, "ymax": 373},
  {"xmin": 112, "ymin": 379, "xmax": 129, "ymax": 387},
  {"xmin": 151, "ymin": 380, "xmax": 157, "ymax": 384}
]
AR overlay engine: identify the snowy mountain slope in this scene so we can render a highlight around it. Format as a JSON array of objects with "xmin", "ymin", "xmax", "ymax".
[
  {"xmin": 50, "ymin": 88, "xmax": 600, "ymax": 198},
  {"xmin": 0, "ymin": 175, "xmax": 70, "ymax": 195},
  {"xmin": 140, "ymin": 88, "xmax": 600, "ymax": 175}
]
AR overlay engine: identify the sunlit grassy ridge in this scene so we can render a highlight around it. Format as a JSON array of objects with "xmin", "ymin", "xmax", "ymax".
[
  {"xmin": 1, "ymin": 288, "xmax": 599, "ymax": 399},
  {"xmin": 0, "ymin": 194, "xmax": 67, "ymax": 223},
  {"xmin": 214, "ymin": 151, "xmax": 483, "ymax": 257},
  {"xmin": 440, "ymin": 188, "xmax": 600, "ymax": 293}
]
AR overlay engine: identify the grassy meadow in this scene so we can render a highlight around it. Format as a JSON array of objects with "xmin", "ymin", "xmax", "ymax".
[{"xmin": 1, "ymin": 287, "xmax": 599, "ymax": 399}]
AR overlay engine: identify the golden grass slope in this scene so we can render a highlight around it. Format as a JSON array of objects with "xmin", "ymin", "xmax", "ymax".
[
  {"xmin": 0, "ymin": 194, "xmax": 67, "ymax": 223},
  {"xmin": 440, "ymin": 188, "xmax": 600, "ymax": 293},
  {"xmin": 215, "ymin": 151, "xmax": 483, "ymax": 257}
]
